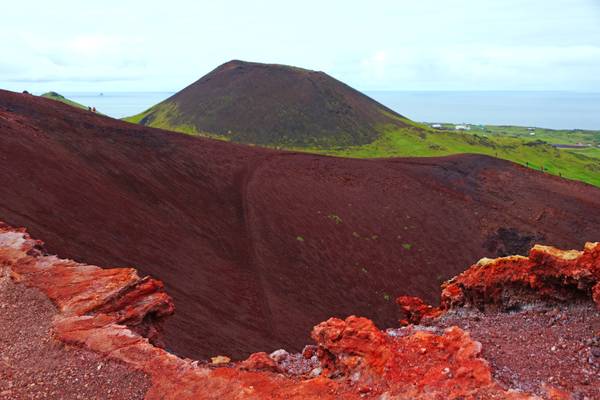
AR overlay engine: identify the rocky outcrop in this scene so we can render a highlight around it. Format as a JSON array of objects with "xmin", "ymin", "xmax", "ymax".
[
  {"xmin": 396, "ymin": 295, "xmax": 443, "ymax": 325},
  {"xmin": 311, "ymin": 316, "xmax": 534, "ymax": 399},
  {"xmin": 396, "ymin": 242, "xmax": 600, "ymax": 327},
  {"xmin": 1, "ymin": 221, "xmax": 598, "ymax": 399},
  {"xmin": 440, "ymin": 242, "xmax": 600, "ymax": 312},
  {"xmin": 1, "ymin": 223, "xmax": 175, "ymax": 347}
]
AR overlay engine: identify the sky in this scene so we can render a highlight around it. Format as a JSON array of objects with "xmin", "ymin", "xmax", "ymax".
[{"xmin": 1, "ymin": 0, "xmax": 600, "ymax": 92}]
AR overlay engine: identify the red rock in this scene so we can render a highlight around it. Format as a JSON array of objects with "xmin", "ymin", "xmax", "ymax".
[
  {"xmin": 310, "ymin": 315, "xmax": 535, "ymax": 399},
  {"xmin": 302, "ymin": 345, "xmax": 317, "ymax": 359},
  {"xmin": 312, "ymin": 316, "xmax": 391, "ymax": 377},
  {"xmin": 396, "ymin": 295, "xmax": 442, "ymax": 324},
  {"xmin": 239, "ymin": 352, "xmax": 280, "ymax": 372},
  {"xmin": 593, "ymin": 282, "xmax": 600, "ymax": 308},
  {"xmin": 440, "ymin": 242, "xmax": 600, "ymax": 311},
  {"xmin": 544, "ymin": 385, "xmax": 572, "ymax": 400}
]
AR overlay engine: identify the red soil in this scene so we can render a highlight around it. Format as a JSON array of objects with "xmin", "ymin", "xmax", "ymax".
[{"xmin": 2, "ymin": 89, "xmax": 600, "ymax": 360}]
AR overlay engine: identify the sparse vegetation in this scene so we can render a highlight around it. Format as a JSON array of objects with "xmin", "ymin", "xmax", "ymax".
[
  {"xmin": 124, "ymin": 102, "xmax": 230, "ymax": 140},
  {"xmin": 327, "ymin": 214, "xmax": 343, "ymax": 224},
  {"xmin": 402, "ymin": 243, "xmax": 412, "ymax": 250}
]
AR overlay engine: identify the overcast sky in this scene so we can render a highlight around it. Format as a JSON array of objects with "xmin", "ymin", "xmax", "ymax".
[{"xmin": 2, "ymin": 0, "xmax": 600, "ymax": 92}]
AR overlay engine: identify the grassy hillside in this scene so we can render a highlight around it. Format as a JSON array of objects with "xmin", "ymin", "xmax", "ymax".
[
  {"xmin": 429, "ymin": 123, "xmax": 600, "ymax": 162},
  {"xmin": 464, "ymin": 124, "xmax": 600, "ymax": 146},
  {"xmin": 284, "ymin": 120, "xmax": 600, "ymax": 188},
  {"xmin": 40, "ymin": 92, "xmax": 88, "ymax": 110},
  {"xmin": 123, "ymin": 103, "xmax": 230, "ymax": 140},
  {"xmin": 462, "ymin": 124, "xmax": 600, "ymax": 164},
  {"xmin": 125, "ymin": 111, "xmax": 600, "ymax": 188},
  {"xmin": 571, "ymin": 147, "xmax": 600, "ymax": 159}
]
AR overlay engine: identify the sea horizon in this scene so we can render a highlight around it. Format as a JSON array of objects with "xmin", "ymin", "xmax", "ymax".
[{"xmin": 33, "ymin": 90, "xmax": 600, "ymax": 131}]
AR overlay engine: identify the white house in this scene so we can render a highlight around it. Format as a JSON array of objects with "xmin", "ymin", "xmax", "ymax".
[{"xmin": 455, "ymin": 124, "xmax": 471, "ymax": 131}]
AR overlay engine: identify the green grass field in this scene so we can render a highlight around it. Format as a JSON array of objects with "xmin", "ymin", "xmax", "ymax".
[
  {"xmin": 462, "ymin": 124, "xmax": 600, "ymax": 146},
  {"xmin": 569, "ymin": 147, "xmax": 600, "ymax": 159},
  {"xmin": 281, "ymin": 121, "xmax": 600, "ymax": 188}
]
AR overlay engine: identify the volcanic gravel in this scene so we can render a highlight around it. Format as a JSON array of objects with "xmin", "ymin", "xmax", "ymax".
[
  {"xmin": 436, "ymin": 302, "xmax": 600, "ymax": 399},
  {"xmin": 0, "ymin": 272, "xmax": 151, "ymax": 400}
]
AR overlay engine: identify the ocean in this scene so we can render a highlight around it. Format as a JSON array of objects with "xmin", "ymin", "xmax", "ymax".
[
  {"xmin": 61, "ymin": 92, "xmax": 173, "ymax": 120},
  {"xmin": 61, "ymin": 91, "xmax": 600, "ymax": 130},
  {"xmin": 367, "ymin": 91, "xmax": 600, "ymax": 131}
]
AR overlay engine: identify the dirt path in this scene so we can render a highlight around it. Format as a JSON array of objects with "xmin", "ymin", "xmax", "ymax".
[{"xmin": 234, "ymin": 155, "xmax": 277, "ymax": 337}]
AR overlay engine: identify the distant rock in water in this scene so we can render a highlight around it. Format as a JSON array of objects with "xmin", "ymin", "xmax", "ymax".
[{"xmin": 125, "ymin": 60, "xmax": 416, "ymax": 146}]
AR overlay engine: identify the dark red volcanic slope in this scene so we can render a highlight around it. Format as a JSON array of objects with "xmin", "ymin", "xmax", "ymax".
[
  {"xmin": 135, "ymin": 60, "xmax": 411, "ymax": 146},
  {"xmin": 1, "ymin": 89, "xmax": 600, "ymax": 360}
]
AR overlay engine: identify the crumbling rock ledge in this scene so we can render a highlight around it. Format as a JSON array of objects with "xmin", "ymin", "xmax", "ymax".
[
  {"xmin": 441, "ymin": 242, "xmax": 600, "ymax": 313},
  {"xmin": 2, "ymin": 222, "xmax": 598, "ymax": 399},
  {"xmin": 397, "ymin": 242, "xmax": 600, "ymax": 326}
]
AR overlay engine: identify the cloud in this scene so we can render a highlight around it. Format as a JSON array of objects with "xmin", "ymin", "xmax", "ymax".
[
  {"xmin": 0, "ymin": 33, "xmax": 147, "ymax": 88},
  {"xmin": 65, "ymin": 35, "xmax": 143, "ymax": 60},
  {"xmin": 1, "ymin": 0, "xmax": 599, "ymax": 91},
  {"xmin": 360, "ymin": 50, "xmax": 389, "ymax": 78},
  {"xmin": 349, "ymin": 45, "xmax": 600, "ymax": 91},
  {"xmin": 5, "ymin": 76, "xmax": 141, "ymax": 83}
]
